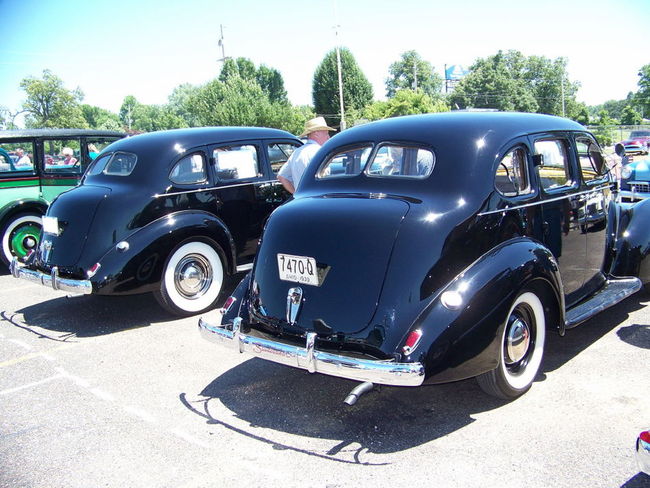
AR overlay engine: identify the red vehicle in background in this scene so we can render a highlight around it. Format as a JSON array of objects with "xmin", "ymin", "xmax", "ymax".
[{"xmin": 615, "ymin": 130, "xmax": 650, "ymax": 156}]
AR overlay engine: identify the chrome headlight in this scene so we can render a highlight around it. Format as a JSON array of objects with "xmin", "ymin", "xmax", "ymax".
[{"xmin": 621, "ymin": 165, "xmax": 633, "ymax": 179}]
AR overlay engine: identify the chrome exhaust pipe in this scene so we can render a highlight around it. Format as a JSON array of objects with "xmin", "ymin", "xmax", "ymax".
[{"xmin": 344, "ymin": 381, "xmax": 374, "ymax": 406}]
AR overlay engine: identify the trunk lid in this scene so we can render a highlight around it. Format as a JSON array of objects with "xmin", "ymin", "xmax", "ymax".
[{"xmin": 251, "ymin": 195, "xmax": 410, "ymax": 335}]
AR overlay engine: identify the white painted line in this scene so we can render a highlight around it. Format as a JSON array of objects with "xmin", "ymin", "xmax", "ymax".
[
  {"xmin": 54, "ymin": 367, "xmax": 91, "ymax": 388},
  {"xmin": 169, "ymin": 428, "xmax": 210, "ymax": 448},
  {"xmin": 0, "ymin": 374, "xmax": 64, "ymax": 396},
  {"xmin": 124, "ymin": 406, "xmax": 157, "ymax": 424},
  {"xmin": 8, "ymin": 339, "xmax": 33, "ymax": 351},
  {"xmin": 89, "ymin": 388, "xmax": 115, "ymax": 403}
]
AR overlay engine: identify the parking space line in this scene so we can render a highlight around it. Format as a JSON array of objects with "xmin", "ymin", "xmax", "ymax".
[
  {"xmin": 89, "ymin": 388, "xmax": 115, "ymax": 402},
  {"xmin": 0, "ymin": 374, "xmax": 65, "ymax": 396},
  {"xmin": 123, "ymin": 406, "xmax": 157, "ymax": 424},
  {"xmin": 0, "ymin": 344, "xmax": 75, "ymax": 368}
]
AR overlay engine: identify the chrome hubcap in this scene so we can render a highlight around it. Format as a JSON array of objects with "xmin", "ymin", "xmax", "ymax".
[
  {"xmin": 174, "ymin": 254, "xmax": 212, "ymax": 299},
  {"xmin": 505, "ymin": 317, "xmax": 531, "ymax": 365}
]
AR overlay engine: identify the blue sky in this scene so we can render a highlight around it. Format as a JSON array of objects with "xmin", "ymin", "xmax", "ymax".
[{"xmin": 1, "ymin": 0, "xmax": 648, "ymax": 122}]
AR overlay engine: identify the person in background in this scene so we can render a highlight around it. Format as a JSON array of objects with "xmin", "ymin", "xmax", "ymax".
[
  {"xmin": 88, "ymin": 143, "xmax": 99, "ymax": 160},
  {"xmin": 277, "ymin": 116, "xmax": 335, "ymax": 194},
  {"xmin": 15, "ymin": 148, "xmax": 31, "ymax": 167},
  {"xmin": 61, "ymin": 147, "xmax": 77, "ymax": 165}
]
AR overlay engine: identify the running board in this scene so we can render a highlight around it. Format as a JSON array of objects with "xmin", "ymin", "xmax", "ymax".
[{"xmin": 565, "ymin": 278, "xmax": 642, "ymax": 329}]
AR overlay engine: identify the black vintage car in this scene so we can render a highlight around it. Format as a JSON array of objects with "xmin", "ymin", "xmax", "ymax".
[
  {"xmin": 11, "ymin": 127, "xmax": 302, "ymax": 315},
  {"xmin": 199, "ymin": 112, "xmax": 650, "ymax": 402}
]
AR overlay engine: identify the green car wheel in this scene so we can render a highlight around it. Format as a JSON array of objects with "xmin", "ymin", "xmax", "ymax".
[{"xmin": 1, "ymin": 213, "xmax": 42, "ymax": 266}]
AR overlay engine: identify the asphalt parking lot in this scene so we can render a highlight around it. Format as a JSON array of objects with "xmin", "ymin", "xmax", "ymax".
[{"xmin": 0, "ymin": 267, "xmax": 649, "ymax": 488}]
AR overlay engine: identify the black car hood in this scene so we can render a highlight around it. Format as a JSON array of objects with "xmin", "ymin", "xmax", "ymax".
[
  {"xmin": 250, "ymin": 194, "xmax": 410, "ymax": 336},
  {"xmin": 38, "ymin": 185, "xmax": 111, "ymax": 268}
]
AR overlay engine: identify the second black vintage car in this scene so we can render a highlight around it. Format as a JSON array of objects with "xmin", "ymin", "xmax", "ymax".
[
  {"xmin": 199, "ymin": 112, "xmax": 650, "ymax": 403},
  {"xmin": 11, "ymin": 127, "xmax": 302, "ymax": 315}
]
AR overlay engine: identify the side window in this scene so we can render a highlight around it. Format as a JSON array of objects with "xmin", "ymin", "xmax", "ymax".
[
  {"xmin": 170, "ymin": 153, "xmax": 207, "ymax": 185},
  {"xmin": 87, "ymin": 152, "xmax": 137, "ymax": 177},
  {"xmin": 213, "ymin": 144, "xmax": 260, "ymax": 181},
  {"xmin": 317, "ymin": 146, "xmax": 372, "ymax": 178},
  {"xmin": 576, "ymin": 137, "xmax": 606, "ymax": 184},
  {"xmin": 367, "ymin": 144, "xmax": 434, "ymax": 178},
  {"xmin": 87, "ymin": 138, "xmax": 121, "ymax": 161},
  {"xmin": 267, "ymin": 143, "xmax": 300, "ymax": 175},
  {"xmin": 534, "ymin": 139, "xmax": 573, "ymax": 191},
  {"xmin": 495, "ymin": 147, "xmax": 532, "ymax": 197},
  {"xmin": 43, "ymin": 139, "xmax": 82, "ymax": 174},
  {"xmin": 0, "ymin": 142, "xmax": 35, "ymax": 173}
]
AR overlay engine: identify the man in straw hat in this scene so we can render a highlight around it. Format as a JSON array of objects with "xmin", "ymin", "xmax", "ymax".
[{"xmin": 277, "ymin": 116, "xmax": 335, "ymax": 194}]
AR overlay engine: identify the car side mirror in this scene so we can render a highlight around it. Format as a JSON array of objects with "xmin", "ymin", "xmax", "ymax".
[{"xmin": 532, "ymin": 154, "xmax": 544, "ymax": 168}]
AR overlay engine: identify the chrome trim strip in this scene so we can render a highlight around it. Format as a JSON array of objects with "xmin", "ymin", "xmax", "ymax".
[
  {"xmin": 478, "ymin": 185, "xmax": 612, "ymax": 217},
  {"xmin": 198, "ymin": 316, "xmax": 425, "ymax": 387},
  {"xmin": 235, "ymin": 263, "xmax": 254, "ymax": 273},
  {"xmin": 153, "ymin": 179, "xmax": 280, "ymax": 199},
  {"xmin": 10, "ymin": 259, "xmax": 92, "ymax": 295}
]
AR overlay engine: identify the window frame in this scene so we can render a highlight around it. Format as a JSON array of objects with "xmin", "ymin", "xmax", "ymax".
[
  {"xmin": 531, "ymin": 135, "xmax": 578, "ymax": 195},
  {"xmin": 210, "ymin": 142, "xmax": 263, "ymax": 183},
  {"xmin": 494, "ymin": 145, "xmax": 534, "ymax": 198},
  {"xmin": 169, "ymin": 151, "xmax": 209, "ymax": 186}
]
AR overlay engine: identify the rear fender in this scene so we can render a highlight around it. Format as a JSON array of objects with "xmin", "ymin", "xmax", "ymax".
[
  {"xmin": 610, "ymin": 198, "xmax": 650, "ymax": 283},
  {"xmin": 91, "ymin": 211, "xmax": 236, "ymax": 294},
  {"xmin": 402, "ymin": 238, "xmax": 563, "ymax": 384}
]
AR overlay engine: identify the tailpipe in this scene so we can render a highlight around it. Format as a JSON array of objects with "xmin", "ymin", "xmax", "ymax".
[{"xmin": 344, "ymin": 381, "xmax": 374, "ymax": 406}]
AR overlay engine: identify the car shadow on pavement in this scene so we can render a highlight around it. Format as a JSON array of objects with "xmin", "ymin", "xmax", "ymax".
[
  {"xmin": 542, "ymin": 287, "xmax": 650, "ymax": 373},
  {"xmin": 6, "ymin": 293, "xmax": 172, "ymax": 339},
  {"xmin": 186, "ymin": 361, "xmax": 503, "ymax": 458}
]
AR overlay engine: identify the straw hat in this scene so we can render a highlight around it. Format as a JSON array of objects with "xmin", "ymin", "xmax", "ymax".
[{"xmin": 301, "ymin": 116, "xmax": 336, "ymax": 137}]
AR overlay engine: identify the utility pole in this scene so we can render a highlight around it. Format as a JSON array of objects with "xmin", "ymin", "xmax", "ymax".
[{"xmin": 217, "ymin": 24, "xmax": 230, "ymax": 64}]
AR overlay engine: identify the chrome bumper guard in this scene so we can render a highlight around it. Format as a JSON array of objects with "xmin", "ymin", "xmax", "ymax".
[
  {"xmin": 199, "ymin": 316, "xmax": 425, "ymax": 387},
  {"xmin": 10, "ymin": 258, "xmax": 92, "ymax": 295}
]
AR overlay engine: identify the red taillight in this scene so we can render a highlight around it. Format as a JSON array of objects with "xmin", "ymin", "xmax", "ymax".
[
  {"xmin": 86, "ymin": 263, "xmax": 101, "ymax": 278},
  {"xmin": 640, "ymin": 431, "xmax": 650, "ymax": 444},
  {"xmin": 402, "ymin": 329, "xmax": 423, "ymax": 355},
  {"xmin": 220, "ymin": 296, "xmax": 237, "ymax": 314}
]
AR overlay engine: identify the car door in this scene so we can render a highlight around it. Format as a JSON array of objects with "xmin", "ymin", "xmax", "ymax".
[
  {"xmin": 532, "ymin": 134, "xmax": 588, "ymax": 306},
  {"xmin": 208, "ymin": 141, "xmax": 271, "ymax": 267}
]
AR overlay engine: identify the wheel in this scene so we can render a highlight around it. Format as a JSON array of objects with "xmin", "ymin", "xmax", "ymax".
[
  {"xmin": 155, "ymin": 240, "xmax": 225, "ymax": 316},
  {"xmin": 476, "ymin": 291, "xmax": 546, "ymax": 400},
  {"xmin": 1, "ymin": 213, "xmax": 42, "ymax": 266}
]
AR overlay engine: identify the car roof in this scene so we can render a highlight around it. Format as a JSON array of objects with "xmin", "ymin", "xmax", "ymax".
[{"xmin": 0, "ymin": 129, "xmax": 125, "ymax": 139}]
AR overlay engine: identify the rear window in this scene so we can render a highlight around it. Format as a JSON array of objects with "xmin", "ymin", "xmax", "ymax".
[
  {"xmin": 87, "ymin": 152, "xmax": 137, "ymax": 176},
  {"xmin": 317, "ymin": 144, "xmax": 435, "ymax": 179}
]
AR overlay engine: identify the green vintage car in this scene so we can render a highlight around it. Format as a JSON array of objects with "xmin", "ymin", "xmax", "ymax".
[{"xmin": 0, "ymin": 129, "xmax": 124, "ymax": 266}]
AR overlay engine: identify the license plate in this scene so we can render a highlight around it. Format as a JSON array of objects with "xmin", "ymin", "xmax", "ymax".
[
  {"xmin": 42, "ymin": 216, "xmax": 59, "ymax": 236},
  {"xmin": 277, "ymin": 253, "xmax": 319, "ymax": 286}
]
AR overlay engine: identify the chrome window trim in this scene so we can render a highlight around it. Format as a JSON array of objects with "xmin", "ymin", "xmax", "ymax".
[
  {"xmin": 478, "ymin": 185, "xmax": 612, "ymax": 217},
  {"xmin": 152, "ymin": 179, "xmax": 280, "ymax": 198}
]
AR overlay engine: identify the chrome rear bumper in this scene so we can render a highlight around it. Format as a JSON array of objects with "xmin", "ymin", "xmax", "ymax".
[
  {"xmin": 10, "ymin": 258, "xmax": 92, "ymax": 295},
  {"xmin": 198, "ymin": 316, "xmax": 425, "ymax": 387}
]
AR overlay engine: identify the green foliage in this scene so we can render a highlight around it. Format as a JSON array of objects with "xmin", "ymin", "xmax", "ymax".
[
  {"xmin": 20, "ymin": 70, "xmax": 88, "ymax": 128},
  {"xmin": 592, "ymin": 110, "xmax": 616, "ymax": 146},
  {"xmin": 620, "ymin": 105, "xmax": 642, "ymax": 125},
  {"xmin": 636, "ymin": 64, "xmax": 650, "ymax": 117},
  {"xmin": 219, "ymin": 57, "xmax": 257, "ymax": 82},
  {"xmin": 119, "ymin": 95, "xmax": 138, "ymax": 130},
  {"xmin": 81, "ymin": 104, "xmax": 121, "ymax": 130},
  {"xmin": 256, "ymin": 65, "xmax": 288, "ymax": 104},
  {"xmin": 362, "ymin": 89, "xmax": 449, "ymax": 121},
  {"xmin": 167, "ymin": 83, "xmax": 202, "ymax": 127},
  {"xmin": 385, "ymin": 50, "xmax": 443, "ymax": 99},
  {"xmin": 188, "ymin": 77, "xmax": 310, "ymax": 134},
  {"xmin": 312, "ymin": 47, "xmax": 373, "ymax": 127},
  {"xmin": 449, "ymin": 51, "xmax": 580, "ymax": 118}
]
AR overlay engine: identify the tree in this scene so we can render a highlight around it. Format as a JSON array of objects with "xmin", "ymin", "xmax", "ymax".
[
  {"xmin": 168, "ymin": 83, "xmax": 201, "ymax": 127},
  {"xmin": 218, "ymin": 57, "xmax": 257, "ymax": 83},
  {"xmin": 593, "ymin": 110, "xmax": 616, "ymax": 147},
  {"xmin": 188, "ymin": 77, "xmax": 309, "ymax": 134},
  {"xmin": 385, "ymin": 50, "xmax": 443, "ymax": 99},
  {"xmin": 81, "ymin": 104, "xmax": 121, "ymax": 130},
  {"xmin": 636, "ymin": 64, "xmax": 650, "ymax": 118},
  {"xmin": 449, "ymin": 50, "xmax": 581, "ymax": 118},
  {"xmin": 131, "ymin": 104, "xmax": 188, "ymax": 132},
  {"xmin": 312, "ymin": 47, "xmax": 373, "ymax": 128},
  {"xmin": 119, "ymin": 95, "xmax": 138, "ymax": 130},
  {"xmin": 620, "ymin": 105, "xmax": 642, "ymax": 125},
  {"xmin": 362, "ymin": 89, "xmax": 449, "ymax": 122},
  {"xmin": 256, "ymin": 65, "xmax": 288, "ymax": 104},
  {"xmin": 19, "ymin": 70, "xmax": 88, "ymax": 128}
]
